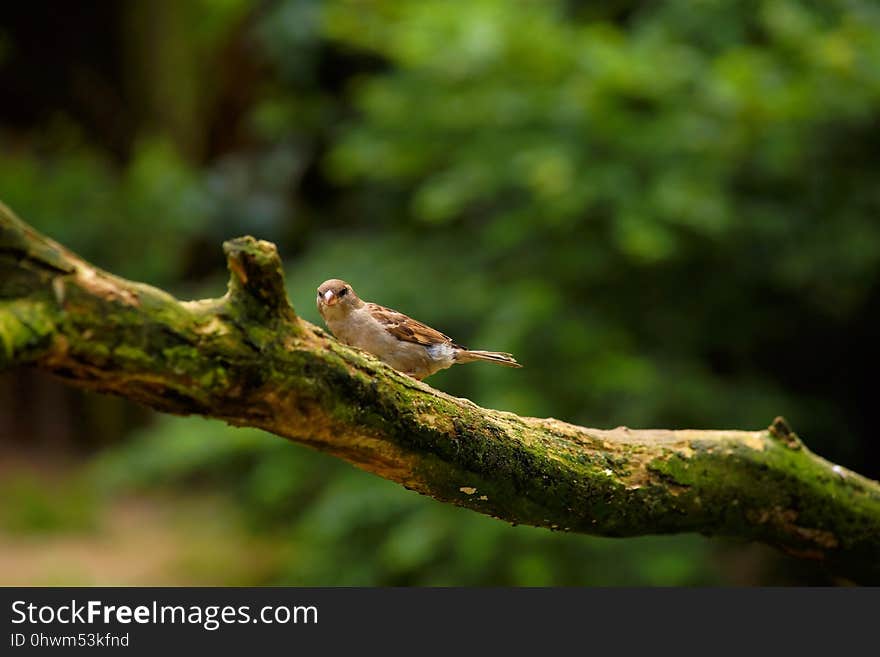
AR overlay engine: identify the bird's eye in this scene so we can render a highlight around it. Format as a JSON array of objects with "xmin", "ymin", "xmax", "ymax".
[{"xmin": 337, "ymin": 287, "xmax": 348, "ymax": 298}]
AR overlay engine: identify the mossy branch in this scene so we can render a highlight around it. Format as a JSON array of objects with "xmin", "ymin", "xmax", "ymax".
[{"xmin": 1, "ymin": 201, "xmax": 879, "ymax": 583}]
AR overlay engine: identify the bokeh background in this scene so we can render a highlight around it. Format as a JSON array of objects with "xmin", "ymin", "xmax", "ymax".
[{"xmin": 1, "ymin": 0, "xmax": 879, "ymax": 586}]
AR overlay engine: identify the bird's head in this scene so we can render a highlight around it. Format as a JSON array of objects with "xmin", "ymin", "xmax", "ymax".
[{"xmin": 317, "ymin": 279, "xmax": 361, "ymax": 315}]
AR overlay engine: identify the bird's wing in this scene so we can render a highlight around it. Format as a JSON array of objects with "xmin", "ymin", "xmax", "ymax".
[{"xmin": 366, "ymin": 303, "xmax": 462, "ymax": 349}]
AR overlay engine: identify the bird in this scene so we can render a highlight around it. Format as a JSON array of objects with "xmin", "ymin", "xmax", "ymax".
[{"xmin": 316, "ymin": 278, "xmax": 521, "ymax": 380}]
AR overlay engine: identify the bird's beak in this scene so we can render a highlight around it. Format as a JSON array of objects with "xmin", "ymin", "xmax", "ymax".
[{"xmin": 321, "ymin": 289, "xmax": 337, "ymax": 306}]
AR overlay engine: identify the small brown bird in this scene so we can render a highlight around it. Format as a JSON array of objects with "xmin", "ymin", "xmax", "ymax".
[{"xmin": 316, "ymin": 278, "xmax": 521, "ymax": 380}]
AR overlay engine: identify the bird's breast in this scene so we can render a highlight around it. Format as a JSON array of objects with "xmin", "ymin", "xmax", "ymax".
[{"xmin": 325, "ymin": 308, "xmax": 455, "ymax": 378}]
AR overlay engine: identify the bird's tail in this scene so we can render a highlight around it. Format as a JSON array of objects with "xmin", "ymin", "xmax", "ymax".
[{"xmin": 457, "ymin": 350, "xmax": 522, "ymax": 368}]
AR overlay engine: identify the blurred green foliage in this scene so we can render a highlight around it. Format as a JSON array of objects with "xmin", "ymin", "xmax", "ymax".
[
  {"xmin": 2, "ymin": 0, "xmax": 879, "ymax": 585},
  {"xmin": 0, "ymin": 136, "xmax": 210, "ymax": 283},
  {"xmin": 0, "ymin": 475, "xmax": 97, "ymax": 535}
]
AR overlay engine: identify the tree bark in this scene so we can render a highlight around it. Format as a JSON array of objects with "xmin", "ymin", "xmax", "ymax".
[{"xmin": 1, "ymin": 201, "xmax": 878, "ymax": 583}]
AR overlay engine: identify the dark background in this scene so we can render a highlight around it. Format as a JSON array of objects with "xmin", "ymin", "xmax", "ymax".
[{"xmin": 1, "ymin": 0, "xmax": 878, "ymax": 585}]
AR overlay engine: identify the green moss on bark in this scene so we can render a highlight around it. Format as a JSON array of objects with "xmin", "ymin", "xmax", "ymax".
[{"xmin": 2, "ymin": 200, "xmax": 880, "ymax": 583}]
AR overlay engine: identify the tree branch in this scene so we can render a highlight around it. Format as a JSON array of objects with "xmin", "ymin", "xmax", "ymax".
[{"xmin": 1, "ymin": 201, "xmax": 878, "ymax": 583}]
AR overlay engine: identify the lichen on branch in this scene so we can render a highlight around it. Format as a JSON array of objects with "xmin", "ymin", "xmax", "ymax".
[{"xmin": 1, "ymin": 201, "xmax": 879, "ymax": 584}]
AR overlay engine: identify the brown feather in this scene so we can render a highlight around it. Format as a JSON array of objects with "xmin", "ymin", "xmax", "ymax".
[{"xmin": 366, "ymin": 303, "xmax": 464, "ymax": 349}]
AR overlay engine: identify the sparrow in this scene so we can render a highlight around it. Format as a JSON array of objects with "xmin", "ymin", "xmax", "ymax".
[{"xmin": 316, "ymin": 278, "xmax": 521, "ymax": 380}]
